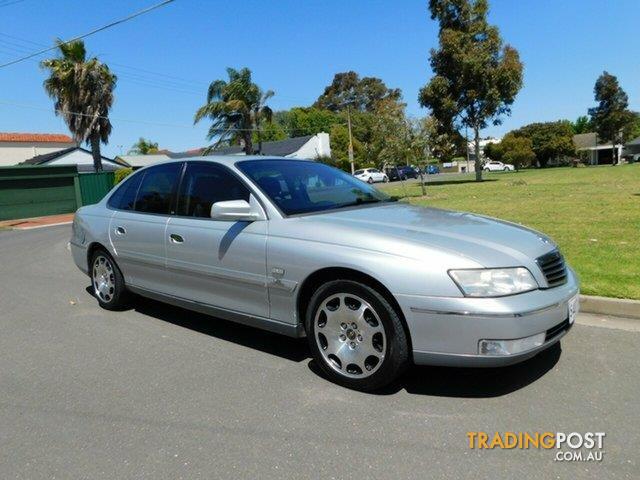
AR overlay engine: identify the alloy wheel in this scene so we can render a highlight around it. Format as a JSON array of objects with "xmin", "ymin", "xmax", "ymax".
[
  {"xmin": 314, "ymin": 293, "xmax": 386, "ymax": 378},
  {"xmin": 92, "ymin": 255, "xmax": 116, "ymax": 303}
]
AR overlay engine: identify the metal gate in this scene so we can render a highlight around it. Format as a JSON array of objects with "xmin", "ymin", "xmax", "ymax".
[{"xmin": 0, "ymin": 166, "xmax": 116, "ymax": 221}]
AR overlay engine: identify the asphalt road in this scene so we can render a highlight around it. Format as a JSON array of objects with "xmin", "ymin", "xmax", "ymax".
[{"xmin": 0, "ymin": 225, "xmax": 638, "ymax": 479}]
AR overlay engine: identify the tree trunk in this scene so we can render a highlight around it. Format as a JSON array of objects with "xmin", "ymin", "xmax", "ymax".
[
  {"xmin": 255, "ymin": 108, "xmax": 263, "ymax": 155},
  {"xmin": 474, "ymin": 126, "xmax": 482, "ymax": 181},
  {"xmin": 243, "ymin": 130, "xmax": 253, "ymax": 155},
  {"xmin": 90, "ymin": 134, "xmax": 103, "ymax": 172}
]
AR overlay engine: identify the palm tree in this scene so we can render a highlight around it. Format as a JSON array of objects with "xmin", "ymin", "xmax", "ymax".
[
  {"xmin": 128, "ymin": 137, "xmax": 159, "ymax": 155},
  {"xmin": 41, "ymin": 40, "xmax": 116, "ymax": 172},
  {"xmin": 194, "ymin": 67, "xmax": 273, "ymax": 154}
]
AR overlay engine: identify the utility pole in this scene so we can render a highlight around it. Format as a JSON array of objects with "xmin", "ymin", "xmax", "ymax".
[
  {"xmin": 347, "ymin": 104, "xmax": 355, "ymax": 174},
  {"xmin": 465, "ymin": 126, "xmax": 470, "ymax": 172}
]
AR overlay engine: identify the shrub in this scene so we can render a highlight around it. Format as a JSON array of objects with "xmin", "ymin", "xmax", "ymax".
[{"xmin": 114, "ymin": 168, "xmax": 133, "ymax": 185}]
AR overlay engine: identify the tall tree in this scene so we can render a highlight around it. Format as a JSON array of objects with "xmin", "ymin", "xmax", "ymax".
[
  {"xmin": 572, "ymin": 115, "xmax": 592, "ymax": 134},
  {"xmin": 495, "ymin": 133, "xmax": 536, "ymax": 170},
  {"xmin": 194, "ymin": 67, "xmax": 273, "ymax": 155},
  {"xmin": 509, "ymin": 121, "xmax": 575, "ymax": 167},
  {"xmin": 369, "ymin": 99, "xmax": 413, "ymax": 167},
  {"xmin": 275, "ymin": 107, "xmax": 339, "ymax": 137},
  {"xmin": 624, "ymin": 112, "xmax": 640, "ymax": 142},
  {"xmin": 128, "ymin": 137, "xmax": 159, "ymax": 155},
  {"xmin": 588, "ymin": 71, "xmax": 634, "ymax": 165},
  {"xmin": 41, "ymin": 39, "xmax": 116, "ymax": 172},
  {"xmin": 409, "ymin": 116, "xmax": 465, "ymax": 163},
  {"xmin": 314, "ymin": 71, "xmax": 401, "ymax": 112},
  {"xmin": 419, "ymin": 0, "xmax": 523, "ymax": 181}
]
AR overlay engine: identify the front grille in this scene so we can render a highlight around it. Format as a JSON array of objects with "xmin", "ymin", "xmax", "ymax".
[
  {"xmin": 536, "ymin": 250, "xmax": 567, "ymax": 288},
  {"xmin": 545, "ymin": 318, "xmax": 571, "ymax": 341}
]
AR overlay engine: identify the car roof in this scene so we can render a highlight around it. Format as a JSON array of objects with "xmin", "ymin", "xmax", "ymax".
[{"xmin": 135, "ymin": 155, "xmax": 317, "ymax": 170}]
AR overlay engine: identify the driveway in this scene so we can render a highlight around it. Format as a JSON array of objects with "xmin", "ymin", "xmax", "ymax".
[{"xmin": 0, "ymin": 225, "xmax": 638, "ymax": 479}]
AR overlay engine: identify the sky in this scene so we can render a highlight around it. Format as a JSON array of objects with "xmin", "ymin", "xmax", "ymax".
[{"xmin": 0, "ymin": 0, "xmax": 638, "ymax": 158}]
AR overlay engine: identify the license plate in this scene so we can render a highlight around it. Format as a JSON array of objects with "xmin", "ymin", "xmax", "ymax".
[{"xmin": 568, "ymin": 295, "xmax": 579, "ymax": 324}]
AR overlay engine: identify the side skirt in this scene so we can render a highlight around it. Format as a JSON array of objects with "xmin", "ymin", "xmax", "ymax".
[{"xmin": 127, "ymin": 285, "xmax": 306, "ymax": 338}]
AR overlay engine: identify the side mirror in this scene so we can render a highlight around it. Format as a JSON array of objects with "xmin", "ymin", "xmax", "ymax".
[{"xmin": 210, "ymin": 194, "xmax": 265, "ymax": 222}]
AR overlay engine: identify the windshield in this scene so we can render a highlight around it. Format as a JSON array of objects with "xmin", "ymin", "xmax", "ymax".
[{"xmin": 237, "ymin": 159, "xmax": 392, "ymax": 215}]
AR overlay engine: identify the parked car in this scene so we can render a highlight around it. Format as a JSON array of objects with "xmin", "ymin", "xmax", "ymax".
[
  {"xmin": 383, "ymin": 166, "xmax": 401, "ymax": 181},
  {"xmin": 71, "ymin": 157, "xmax": 578, "ymax": 391},
  {"xmin": 398, "ymin": 165, "xmax": 419, "ymax": 179},
  {"xmin": 425, "ymin": 164, "xmax": 440, "ymax": 175},
  {"xmin": 384, "ymin": 165, "xmax": 419, "ymax": 181},
  {"xmin": 484, "ymin": 160, "xmax": 515, "ymax": 172},
  {"xmin": 353, "ymin": 168, "xmax": 388, "ymax": 183}
]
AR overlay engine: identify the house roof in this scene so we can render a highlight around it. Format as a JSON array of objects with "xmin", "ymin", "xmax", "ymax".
[
  {"xmin": 626, "ymin": 135, "xmax": 640, "ymax": 147},
  {"xmin": 215, "ymin": 135, "xmax": 314, "ymax": 156},
  {"xmin": 573, "ymin": 132, "xmax": 614, "ymax": 150},
  {"xmin": 21, "ymin": 147, "xmax": 126, "ymax": 168},
  {"xmin": 0, "ymin": 132, "xmax": 75, "ymax": 143},
  {"xmin": 167, "ymin": 148, "xmax": 206, "ymax": 159},
  {"xmin": 115, "ymin": 153, "xmax": 172, "ymax": 167},
  {"xmin": 167, "ymin": 135, "xmax": 315, "ymax": 159}
]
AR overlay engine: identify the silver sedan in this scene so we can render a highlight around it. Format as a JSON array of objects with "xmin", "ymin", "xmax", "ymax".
[{"xmin": 71, "ymin": 157, "xmax": 579, "ymax": 391}]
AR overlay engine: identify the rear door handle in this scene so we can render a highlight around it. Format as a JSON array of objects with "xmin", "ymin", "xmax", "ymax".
[
  {"xmin": 115, "ymin": 226, "xmax": 126, "ymax": 236},
  {"xmin": 169, "ymin": 233, "xmax": 184, "ymax": 244}
]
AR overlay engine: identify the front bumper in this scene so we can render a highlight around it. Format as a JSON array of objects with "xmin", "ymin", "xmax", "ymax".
[{"xmin": 395, "ymin": 268, "xmax": 579, "ymax": 367}]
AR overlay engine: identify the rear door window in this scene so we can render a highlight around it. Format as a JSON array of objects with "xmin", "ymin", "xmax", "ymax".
[{"xmin": 134, "ymin": 163, "xmax": 183, "ymax": 215}]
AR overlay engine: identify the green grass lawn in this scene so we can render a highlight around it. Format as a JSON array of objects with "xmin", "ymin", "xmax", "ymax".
[{"xmin": 377, "ymin": 164, "xmax": 640, "ymax": 300}]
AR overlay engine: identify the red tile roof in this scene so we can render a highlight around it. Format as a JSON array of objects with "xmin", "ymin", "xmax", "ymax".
[{"xmin": 0, "ymin": 132, "xmax": 75, "ymax": 144}]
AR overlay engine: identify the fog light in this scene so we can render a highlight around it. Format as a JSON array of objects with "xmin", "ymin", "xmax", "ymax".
[{"xmin": 479, "ymin": 332, "xmax": 546, "ymax": 356}]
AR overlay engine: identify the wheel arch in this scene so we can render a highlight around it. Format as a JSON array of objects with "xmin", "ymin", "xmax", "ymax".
[
  {"xmin": 296, "ymin": 267, "xmax": 413, "ymax": 351},
  {"xmin": 86, "ymin": 242, "xmax": 110, "ymax": 272}
]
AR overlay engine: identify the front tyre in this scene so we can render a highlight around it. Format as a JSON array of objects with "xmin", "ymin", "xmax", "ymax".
[
  {"xmin": 305, "ymin": 280, "xmax": 409, "ymax": 391},
  {"xmin": 367, "ymin": 177, "xmax": 374, "ymax": 184},
  {"xmin": 383, "ymin": 176, "xmax": 389, "ymax": 183},
  {"xmin": 90, "ymin": 249, "xmax": 130, "ymax": 310}
]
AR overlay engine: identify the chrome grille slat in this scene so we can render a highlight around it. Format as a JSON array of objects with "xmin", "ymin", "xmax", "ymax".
[{"xmin": 536, "ymin": 250, "xmax": 567, "ymax": 288}]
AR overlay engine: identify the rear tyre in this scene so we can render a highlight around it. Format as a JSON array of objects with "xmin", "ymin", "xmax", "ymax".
[
  {"xmin": 305, "ymin": 280, "xmax": 409, "ymax": 391},
  {"xmin": 367, "ymin": 177, "xmax": 374, "ymax": 184},
  {"xmin": 90, "ymin": 249, "xmax": 130, "ymax": 310},
  {"xmin": 383, "ymin": 176, "xmax": 389, "ymax": 183}
]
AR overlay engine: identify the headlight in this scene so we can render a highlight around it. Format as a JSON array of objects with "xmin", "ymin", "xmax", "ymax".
[{"xmin": 448, "ymin": 267, "xmax": 538, "ymax": 297}]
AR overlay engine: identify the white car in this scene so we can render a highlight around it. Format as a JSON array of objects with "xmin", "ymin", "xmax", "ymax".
[
  {"xmin": 483, "ymin": 161, "xmax": 515, "ymax": 172},
  {"xmin": 353, "ymin": 168, "xmax": 389, "ymax": 184}
]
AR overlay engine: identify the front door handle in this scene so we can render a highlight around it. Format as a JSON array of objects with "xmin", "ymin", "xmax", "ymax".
[
  {"xmin": 169, "ymin": 233, "xmax": 184, "ymax": 244},
  {"xmin": 115, "ymin": 226, "xmax": 126, "ymax": 236}
]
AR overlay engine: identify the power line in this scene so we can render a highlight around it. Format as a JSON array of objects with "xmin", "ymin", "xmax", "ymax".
[
  {"xmin": 0, "ymin": 0, "xmax": 175, "ymax": 69},
  {"xmin": 0, "ymin": 0, "xmax": 26, "ymax": 8},
  {"xmin": 0, "ymin": 99, "xmax": 338, "ymax": 134},
  {"xmin": 0, "ymin": 32, "xmax": 313, "ymax": 104},
  {"xmin": 0, "ymin": 39, "xmax": 204, "ymax": 95},
  {"xmin": 0, "ymin": 32, "xmax": 209, "ymax": 89}
]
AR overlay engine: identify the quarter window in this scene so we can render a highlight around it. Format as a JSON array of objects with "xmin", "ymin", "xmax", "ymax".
[
  {"xmin": 107, "ymin": 170, "xmax": 143, "ymax": 211},
  {"xmin": 177, "ymin": 162, "xmax": 250, "ymax": 218},
  {"xmin": 134, "ymin": 163, "xmax": 182, "ymax": 215}
]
